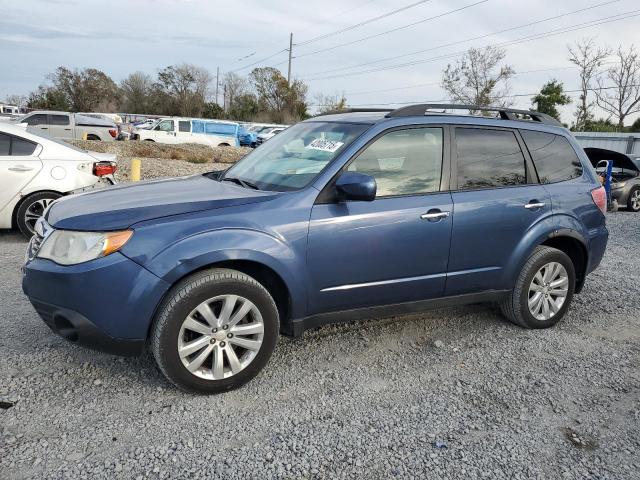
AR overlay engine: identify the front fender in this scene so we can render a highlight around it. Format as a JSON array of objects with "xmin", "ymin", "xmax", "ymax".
[
  {"xmin": 502, "ymin": 214, "xmax": 588, "ymax": 288},
  {"xmin": 138, "ymin": 228, "xmax": 308, "ymax": 317}
]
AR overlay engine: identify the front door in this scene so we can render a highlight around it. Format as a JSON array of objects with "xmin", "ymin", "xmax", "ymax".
[
  {"xmin": 445, "ymin": 126, "xmax": 552, "ymax": 295},
  {"xmin": 307, "ymin": 126, "xmax": 453, "ymax": 313},
  {"xmin": 23, "ymin": 113, "xmax": 50, "ymax": 137},
  {"xmin": 152, "ymin": 119, "xmax": 177, "ymax": 143}
]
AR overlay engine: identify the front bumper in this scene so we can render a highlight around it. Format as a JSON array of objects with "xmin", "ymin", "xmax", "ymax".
[{"xmin": 22, "ymin": 252, "xmax": 170, "ymax": 356}]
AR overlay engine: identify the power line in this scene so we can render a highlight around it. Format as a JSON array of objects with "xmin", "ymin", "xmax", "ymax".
[
  {"xmin": 295, "ymin": 0, "xmax": 488, "ymax": 59},
  {"xmin": 309, "ymin": 84, "xmax": 640, "ymax": 107},
  {"xmin": 344, "ymin": 62, "xmax": 617, "ymax": 97},
  {"xmin": 231, "ymin": 48, "xmax": 288, "ymax": 73},
  {"xmin": 302, "ymin": 8, "xmax": 640, "ymax": 81},
  {"xmin": 296, "ymin": 0, "xmax": 434, "ymax": 46},
  {"xmin": 300, "ymin": 0, "xmax": 619, "ymax": 77}
]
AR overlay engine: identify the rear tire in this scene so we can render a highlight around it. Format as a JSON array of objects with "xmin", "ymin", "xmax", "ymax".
[
  {"xmin": 627, "ymin": 186, "xmax": 640, "ymax": 212},
  {"xmin": 15, "ymin": 191, "xmax": 62, "ymax": 238},
  {"xmin": 500, "ymin": 246, "xmax": 575, "ymax": 329},
  {"xmin": 150, "ymin": 268, "xmax": 279, "ymax": 394}
]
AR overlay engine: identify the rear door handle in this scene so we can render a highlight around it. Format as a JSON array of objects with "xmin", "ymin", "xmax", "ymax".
[
  {"xmin": 421, "ymin": 210, "xmax": 450, "ymax": 220},
  {"xmin": 9, "ymin": 166, "xmax": 35, "ymax": 172},
  {"xmin": 524, "ymin": 202, "xmax": 545, "ymax": 209}
]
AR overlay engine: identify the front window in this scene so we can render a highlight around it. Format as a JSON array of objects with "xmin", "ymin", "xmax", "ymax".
[
  {"xmin": 155, "ymin": 120, "xmax": 174, "ymax": 132},
  {"xmin": 222, "ymin": 121, "xmax": 369, "ymax": 191}
]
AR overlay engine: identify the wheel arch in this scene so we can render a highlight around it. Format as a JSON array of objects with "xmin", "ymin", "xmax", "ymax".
[
  {"xmin": 148, "ymin": 259, "xmax": 294, "ymax": 339},
  {"xmin": 11, "ymin": 189, "xmax": 65, "ymax": 229}
]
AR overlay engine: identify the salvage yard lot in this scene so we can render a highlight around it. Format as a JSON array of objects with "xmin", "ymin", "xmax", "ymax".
[{"xmin": 1, "ymin": 212, "xmax": 639, "ymax": 479}]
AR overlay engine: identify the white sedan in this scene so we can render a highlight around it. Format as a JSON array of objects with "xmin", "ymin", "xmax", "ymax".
[{"xmin": 0, "ymin": 123, "xmax": 117, "ymax": 237}]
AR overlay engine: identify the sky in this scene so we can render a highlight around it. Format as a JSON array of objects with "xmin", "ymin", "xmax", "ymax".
[{"xmin": 1, "ymin": 0, "xmax": 639, "ymax": 125}]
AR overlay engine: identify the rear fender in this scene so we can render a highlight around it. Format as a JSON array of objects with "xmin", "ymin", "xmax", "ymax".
[{"xmin": 502, "ymin": 215, "xmax": 588, "ymax": 289}]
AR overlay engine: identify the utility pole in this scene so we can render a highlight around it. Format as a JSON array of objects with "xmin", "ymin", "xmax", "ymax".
[
  {"xmin": 215, "ymin": 66, "xmax": 220, "ymax": 106},
  {"xmin": 287, "ymin": 33, "xmax": 293, "ymax": 85}
]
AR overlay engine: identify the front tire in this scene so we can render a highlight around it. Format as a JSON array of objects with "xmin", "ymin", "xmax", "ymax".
[
  {"xmin": 150, "ymin": 269, "xmax": 279, "ymax": 394},
  {"xmin": 627, "ymin": 186, "xmax": 640, "ymax": 212},
  {"xmin": 500, "ymin": 246, "xmax": 575, "ymax": 329},
  {"xmin": 15, "ymin": 191, "xmax": 62, "ymax": 238}
]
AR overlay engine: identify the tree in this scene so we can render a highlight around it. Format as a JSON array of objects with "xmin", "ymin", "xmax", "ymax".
[
  {"xmin": 441, "ymin": 46, "xmax": 515, "ymax": 111},
  {"xmin": 227, "ymin": 93, "xmax": 260, "ymax": 121},
  {"xmin": 249, "ymin": 67, "xmax": 308, "ymax": 123},
  {"xmin": 27, "ymin": 85, "xmax": 69, "ymax": 110},
  {"xmin": 155, "ymin": 64, "xmax": 212, "ymax": 117},
  {"xmin": 630, "ymin": 116, "xmax": 640, "ymax": 133},
  {"xmin": 531, "ymin": 80, "xmax": 571, "ymax": 121},
  {"xmin": 3, "ymin": 94, "xmax": 27, "ymax": 107},
  {"xmin": 202, "ymin": 102, "xmax": 226, "ymax": 119},
  {"xmin": 120, "ymin": 71, "xmax": 154, "ymax": 114},
  {"xmin": 568, "ymin": 38, "xmax": 610, "ymax": 131},
  {"xmin": 48, "ymin": 67, "xmax": 120, "ymax": 111},
  {"xmin": 222, "ymin": 72, "xmax": 249, "ymax": 112},
  {"xmin": 595, "ymin": 45, "xmax": 640, "ymax": 129},
  {"xmin": 315, "ymin": 92, "xmax": 348, "ymax": 114},
  {"xmin": 584, "ymin": 117, "xmax": 619, "ymax": 132}
]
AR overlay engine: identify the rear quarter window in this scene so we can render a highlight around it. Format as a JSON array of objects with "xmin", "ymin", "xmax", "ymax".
[{"xmin": 520, "ymin": 130, "xmax": 583, "ymax": 183}]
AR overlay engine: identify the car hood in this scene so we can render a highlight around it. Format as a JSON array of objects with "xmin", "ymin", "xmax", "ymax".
[{"xmin": 46, "ymin": 174, "xmax": 278, "ymax": 231}]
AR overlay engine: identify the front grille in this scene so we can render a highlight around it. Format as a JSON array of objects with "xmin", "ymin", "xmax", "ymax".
[{"xmin": 26, "ymin": 218, "xmax": 50, "ymax": 261}]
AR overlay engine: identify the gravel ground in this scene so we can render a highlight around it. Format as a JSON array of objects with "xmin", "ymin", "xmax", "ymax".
[
  {"xmin": 1, "ymin": 213, "xmax": 639, "ymax": 479},
  {"xmin": 114, "ymin": 157, "xmax": 228, "ymax": 182}
]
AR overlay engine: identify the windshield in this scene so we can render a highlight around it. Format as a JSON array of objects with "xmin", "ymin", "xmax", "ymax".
[{"xmin": 223, "ymin": 121, "xmax": 369, "ymax": 191}]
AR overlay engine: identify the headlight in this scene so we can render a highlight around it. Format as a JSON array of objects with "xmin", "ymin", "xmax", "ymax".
[
  {"xmin": 611, "ymin": 182, "xmax": 626, "ymax": 189},
  {"xmin": 37, "ymin": 230, "xmax": 133, "ymax": 265}
]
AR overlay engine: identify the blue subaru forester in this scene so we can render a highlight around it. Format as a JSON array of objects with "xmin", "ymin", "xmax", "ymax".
[{"xmin": 22, "ymin": 104, "xmax": 608, "ymax": 393}]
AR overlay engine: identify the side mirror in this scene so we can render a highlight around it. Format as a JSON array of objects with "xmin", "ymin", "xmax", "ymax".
[
  {"xmin": 335, "ymin": 171, "xmax": 377, "ymax": 202},
  {"xmin": 18, "ymin": 122, "xmax": 28, "ymax": 129}
]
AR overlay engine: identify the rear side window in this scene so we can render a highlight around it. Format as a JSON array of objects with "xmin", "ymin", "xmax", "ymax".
[
  {"xmin": 11, "ymin": 137, "xmax": 37, "ymax": 155},
  {"xmin": 0, "ymin": 133, "xmax": 37, "ymax": 156},
  {"xmin": 520, "ymin": 130, "xmax": 583, "ymax": 183},
  {"xmin": 455, "ymin": 128, "xmax": 526, "ymax": 190},
  {"xmin": 0, "ymin": 133, "xmax": 10, "ymax": 155},
  {"xmin": 24, "ymin": 114, "xmax": 48, "ymax": 126},
  {"xmin": 178, "ymin": 121, "xmax": 191, "ymax": 132},
  {"xmin": 50, "ymin": 114, "xmax": 70, "ymax": 126}
]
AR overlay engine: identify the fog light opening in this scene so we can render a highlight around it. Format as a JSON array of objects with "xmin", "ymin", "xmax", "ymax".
[{"xmin": 53, "ymin": 315, "xmax": 79, "ymax": 342}]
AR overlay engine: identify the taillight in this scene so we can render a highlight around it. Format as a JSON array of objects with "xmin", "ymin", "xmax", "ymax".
[
  {"xmin": 591, "ymin": 186, "xmax": 607, "ymax": 215},
  {"xmin": 93, "ymin": 161, "xmax": 117, "ymax": 176},
  {"xmin": 109, "ymin": 128, "xmax": 117, "ymax": 138}
]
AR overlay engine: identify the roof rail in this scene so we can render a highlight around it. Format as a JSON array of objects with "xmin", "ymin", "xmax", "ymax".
[
  {"xmin": 385, "ymin": 103, "xmax": 563, "ymax": 127},
  {"xmin": 315, "ymin": 108, "xmax": 392, "ymax": 117}
]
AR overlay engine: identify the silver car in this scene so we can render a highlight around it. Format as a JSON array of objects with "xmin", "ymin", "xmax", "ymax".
[{"xmin": 586, "ymin": 147, "xmax": 640, "ymax": 212}]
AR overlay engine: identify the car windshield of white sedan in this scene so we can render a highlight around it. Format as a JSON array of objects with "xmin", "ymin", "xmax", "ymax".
[{"xmin": 222, "ymin": 122, "xmax": 369, "ymax": 191}]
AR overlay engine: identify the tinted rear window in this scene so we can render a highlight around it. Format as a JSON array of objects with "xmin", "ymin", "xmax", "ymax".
[
  {"xmin": 50, "ymin": 114, "xmax": 70, "ymax": 126},
  {"xmin": 11, "ymin": 136, "xmax": 37, "ymax": 155},
  {"xmin": 456, "ymin": 128, "xmax": 527, "ymax": 190},
  {"xmin": 520, "ymin": 130, "xmax": 582, "ymax": 183},
  {"xmin": 0, "ymin": 133, "xmax": 10, "ymax": 155}
]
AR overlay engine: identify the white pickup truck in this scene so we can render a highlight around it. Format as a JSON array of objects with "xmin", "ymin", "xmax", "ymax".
[{"xmin": 16, "ymin": 111, "xmax": 118, "ymax": 142}]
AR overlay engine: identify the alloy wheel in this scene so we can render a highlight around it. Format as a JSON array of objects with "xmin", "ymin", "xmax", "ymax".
[
  {"xmin": 177, "ymin": 294, "xmax": 264, "ymax": 380},
  {"xmin": 630, "ymin": 190, "xmax": 640, "ymax": 211},
  {"xmin": 527, "ymin": 262, "xmax": 569, "ymax": 321},
  {"xmin": 23, "ymin": 198, "xmax": 56, "ymax": 235}
]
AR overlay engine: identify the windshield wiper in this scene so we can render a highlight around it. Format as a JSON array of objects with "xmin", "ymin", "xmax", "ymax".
[{"xmin": 222, "ymin": 176, "xmax": 260, "ymax": 190}]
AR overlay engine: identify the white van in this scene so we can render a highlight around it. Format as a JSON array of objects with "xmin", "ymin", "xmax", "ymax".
[{"xmin": 135, "ymin": 117, "xmax": 239, "ymax": 147}]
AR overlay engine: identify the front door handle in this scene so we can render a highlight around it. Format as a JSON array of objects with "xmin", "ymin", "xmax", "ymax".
[
  {"xmin": 524, "ymin": 202, "xmax": 545, "ymax": 209},
  {"xmin": 421, "ymin": 210, "xmax": 450, "ymax": 221}
]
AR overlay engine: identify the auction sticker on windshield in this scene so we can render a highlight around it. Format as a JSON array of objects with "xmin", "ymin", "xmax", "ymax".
[{"xmin": 305, "ymin": 139, "xmax": 344, "ymax": 153}]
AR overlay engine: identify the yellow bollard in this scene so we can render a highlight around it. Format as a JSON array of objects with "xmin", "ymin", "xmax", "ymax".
[
  {"xmin": 82, "ymin": 132, "xmax": 88, "ymax": 141},
  {"xmin": 130, "ymin": 158, "xmax": 141, "ymax": 182}
]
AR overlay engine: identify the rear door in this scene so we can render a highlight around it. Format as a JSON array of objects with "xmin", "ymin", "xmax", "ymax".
[
  {"xmin": 307, "ymin": 125, "xmax": 453, "ymax": 313},
  {"xmin": 445, "ymin": 126, "xmax": 551, "ymax": 295},
  {"xmin": 48, "ymin": 114, "xmax": 73, "ymax": 139},
  {"xmin": 0, "ymin": 133, "xmax": 42, "ymax": 212}
]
